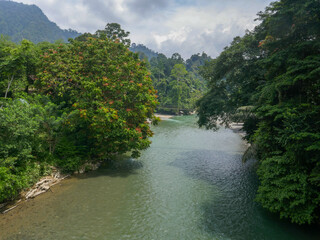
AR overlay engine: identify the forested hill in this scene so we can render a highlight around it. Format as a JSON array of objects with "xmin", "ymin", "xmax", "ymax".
[
  {"xmin": 130, "ymin": 43, "xmax": 158, "ymax": 60},
  {"xmin": 0, "ymin": 1, "xmax": 80, "ymax": 43}
]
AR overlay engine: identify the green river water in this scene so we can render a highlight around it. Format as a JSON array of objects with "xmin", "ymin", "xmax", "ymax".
[{"xmin": 1, "ymin": 116, "xmax": 319, "ymax": 240}]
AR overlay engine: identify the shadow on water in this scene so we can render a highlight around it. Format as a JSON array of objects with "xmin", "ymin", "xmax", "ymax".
[
  {"xmin": 74, "ymin": 156, "xmax": 144, "ymax": 180},
  {"xmin": 0, "ymin": 157, "xmax": 146, "ymax": 240},
  {"xmin": 170, "ymin": 149, "xmax": 320, "ymax": 240}
]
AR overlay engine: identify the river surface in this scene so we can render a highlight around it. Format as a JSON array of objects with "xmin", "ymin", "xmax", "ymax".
[{"xmin": 1, "ymin": 116, "xmax": 319, "ymax": 240}]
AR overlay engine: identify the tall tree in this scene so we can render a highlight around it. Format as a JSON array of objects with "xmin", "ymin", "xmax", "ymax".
[
  {"xmin": 0, "ymin": 39, "xmax": 37, "ymax": 101},
  {"xmin": 197, "ymin": 0, "xmax": 320, "ymax": 224},
  {"xmin": 168, "ymin": 64, "xmax": 188, "ymax": 113},
  {"xmin": 37, "ymin": 37, "xmax": 158, "ymax": 159},
  {"xmin": 95, "ymin": 23, "xmax": 130, "ymax": 46},
  {"xmin": 75, "ymin": 23, "xmax": 131, "ymax": 47}
]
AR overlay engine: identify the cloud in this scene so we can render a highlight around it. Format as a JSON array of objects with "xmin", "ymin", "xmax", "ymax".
[
  {"xmin": 126, "ymin": 0, "xmax": 170, "ymax": 16},
  {"xmin": 18, "ymin": 0, "xmax": 273, "ymax": 59},
  {"xmin": 140, "ymin": 1, "xmax": 272, "ymax": 58}
]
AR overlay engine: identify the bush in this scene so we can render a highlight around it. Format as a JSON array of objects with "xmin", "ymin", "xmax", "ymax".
[{"xmin": 0, "ymin": 100, "xmax": 44, "ymax": 202}]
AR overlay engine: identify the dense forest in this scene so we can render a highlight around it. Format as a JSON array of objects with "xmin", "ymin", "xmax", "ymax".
[
  {"xmin": 0, "ymin": 24, "xmax": 158, "ymax": 203},
  {"xmin": 130, "ymin": 43, "xmax": 211, "ymax": 114},
  {"xmin": 0, "ymin": 0, "xmax": 209, "ymax": 115},
  {"xmin": 197, "ymin": 0, "xmax": 320, "ymax": 224},
  {"xmin": 130, "ymin": 43, "xmax": 159, "ymax": 61},
  {"xmin": 0, "ymin": 1, "xmax": 80, "ymax": 43},
  {"xmin": 148, "ymin": 52, "xmax": 210, "ymax": 114},
  {"xmin": 76, "ymin": 23, "xmax": 210, "ymax": 114}
]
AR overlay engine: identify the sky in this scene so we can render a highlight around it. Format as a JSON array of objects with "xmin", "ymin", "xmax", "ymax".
[{"xmin": 18, "ymin": 0, "xmax": 274, "ymax": 59}]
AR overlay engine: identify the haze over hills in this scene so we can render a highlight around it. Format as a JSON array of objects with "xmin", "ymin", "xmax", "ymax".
[
  {"xmin": 130, "ymin": 43, "xmax": 159, "ymax": 60},
  {"xmin": 0, "ymin": 0, "xmax": 168, "ymax": 59},
  {"xmin": 0, "ymin": 0, "xmax": 80, "ymax": 43},
  {"xmin": 0, "ymin": 0, "xmax": 204, "ymax": 62}
]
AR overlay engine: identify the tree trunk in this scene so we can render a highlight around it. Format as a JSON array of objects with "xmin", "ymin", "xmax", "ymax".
[{"xmin": 4, "ymin": 75, "xmax": 14, "ymax": 99}]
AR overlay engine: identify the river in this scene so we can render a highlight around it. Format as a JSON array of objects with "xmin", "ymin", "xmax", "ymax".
[{"xmin": 0, "ymin": 115, "xmax": 319, "ymax": 240}]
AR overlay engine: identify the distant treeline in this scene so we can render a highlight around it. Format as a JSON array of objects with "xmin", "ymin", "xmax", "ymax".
[{"xmin": 131, "ymin": 44, "xmax": 211, "ymax": 114}]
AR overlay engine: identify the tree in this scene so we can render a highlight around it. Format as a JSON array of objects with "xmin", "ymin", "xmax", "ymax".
[
  {"xmin": 0, "ymin": 39, "xmax": 37, "ymax": 102},
  {"xmin": 0, "ymin": 99, "xmax": 46, "ymax": 202},
  {"xmin": 196, "ymin": 0, "xmax": 320, "ymax": 224},
  {"xmin": 75, "ymin": 23, "xmax": 131, "ymax": 47},
  {"xmin": 74, "ymin": 32, "xmax": 94, "ymax": 42},
  {"xmin": 197, "ymin": 33, "xmax": 263, "ymax": 130},
  {"xmin": 148, "ymin": 51, "xmax": 208, "ymax": 114},
  {"xmin": 168, "ymin": 64, "xmax": 189, "ymax": 113},
  {"xmin": 252, "ymin": 0, "xmax": 320, "ymax": 224},
  {"xmin": 37, "ymin": 37, "xmax": 158, "ymax": 159}
]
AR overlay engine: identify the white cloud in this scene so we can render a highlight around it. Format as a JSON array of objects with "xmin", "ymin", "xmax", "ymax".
[
  {"xmin": 18, "ymin": 0, "xmax": 273, "ymax": 59},
  {"xmin": 153, "ymin": 27, "xmax": 191, "ymax": 47}
]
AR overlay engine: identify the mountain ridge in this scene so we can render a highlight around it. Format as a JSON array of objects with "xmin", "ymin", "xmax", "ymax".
[{"xmin": 0, "ymin": 0, "xmax": 80, "ymax": 43}]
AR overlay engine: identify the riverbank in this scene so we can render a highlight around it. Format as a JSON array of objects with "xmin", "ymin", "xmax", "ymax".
[
  {"xmin": 155, "ymin": 113, "xmax": 174, "ymax": 120},
  {"xmin": 0, "ymin": 113, "xmax": 171, "ymax": 214},
  {"xmin": 0, "ymin": 162, "xmax": 101, "ymax": 214},
  {"xmin": 2, "ymin": 115, "xmax": 318, "ymax": 240},
  {"xmin": 0, "ymin": 114, "xmax": 172, "ymax": 214},
  {"xmin": 0, "ymin": 171, "xmax": 68, "ymax": 214},
  {"xmin": 0, "ymin": 115, "xmax": 242, "ymax": 216},
  {"xmin": 229, "ymin": 122, "xmax": 246, "ymax": 138}
]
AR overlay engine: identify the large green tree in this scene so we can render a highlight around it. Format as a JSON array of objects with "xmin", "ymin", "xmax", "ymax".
[
  {"xmin": 197, "ymin": 0, "xmax": 320, "ymax": 224},
  {"xmin": 0, "ymin": 27, "xmax": 159, "ymax": 204},
  {"xmin": 37, "ymin": 37, "xmax": 158, "ymax": 159},
  {"xmin": 197, "ymin": 33, "xmax": 264, "ymax": 130}
]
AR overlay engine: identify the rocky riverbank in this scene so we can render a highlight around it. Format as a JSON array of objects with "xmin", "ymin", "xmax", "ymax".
[
  {"xmin": 0, "ymin": 162, "xmax": 101, "ymax": 214},
  {"xmin": 0, "ymin": 169, "xmax": 68, "ymax": 214}
]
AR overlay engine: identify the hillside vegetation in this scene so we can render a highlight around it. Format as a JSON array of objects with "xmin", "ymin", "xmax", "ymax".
[{"xmin": 0, "ymin": 1, "xmax": 80, "ymax": 43}]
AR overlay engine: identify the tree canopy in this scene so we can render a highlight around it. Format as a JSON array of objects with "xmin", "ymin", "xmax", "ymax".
[
  {"xmin": 148, "ymin": 52, "xmax": 210, "ymax": 114},
  {"xmin": 197, "ymin": 0, "xmax": 320, "ymax": 224},
  {"xmin": 37, "ymin": 37, "xmax": 158, "ymax": 158},
  {"xmin": 0, "ymin": 30, "xmax": 158, "ymax": 203},
  {"xmin": 75, "ymin": 23, "xmax": 130, "ymax": 46}
]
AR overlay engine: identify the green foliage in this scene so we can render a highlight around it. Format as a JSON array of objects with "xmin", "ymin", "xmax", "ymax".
[
  {"xmin": 54, "ymin": 136, "xmax": 87, "ymax": 173},
  {"xmin": 197, "ymin": 0, "xmax": 320, "ymax": 224},
  {"xmin": 0, "ymin": 99, "xmax": 46, "ymax": 202},
  {"xmin": 96, "ymin": 23, "xmax": 131, "ymax": 46},
  {"xmin": 76, "ymin": 23, "xmax": 130, "ymax": 46},
  {"xmin": 130, "ymin": 43, "xmax": 158, "ymax": 60},
  {"xmin": 0, "ymin": 26, "xmax": 158, "ymax": 202},
  {"xmin": 197, "ymin": 33, "xmax": 264, "ymax": 129},
  {"xmin": 127, "ymin": 46, "xmax": 210, "ymax": 114},
  {"xmin": 0, "ymin": 39, "xmax": 38, "ymax": 99},
  {"xmin": 149, "ymin": 52, "xmax": 209, "ymax": 114},
  {"xmin": 0, "ymin": 1, "xmax": 80, "ymax": 43},
  {"xmin": 37, "ymin": 37, "xmax": 158, "ymax": 159}
]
